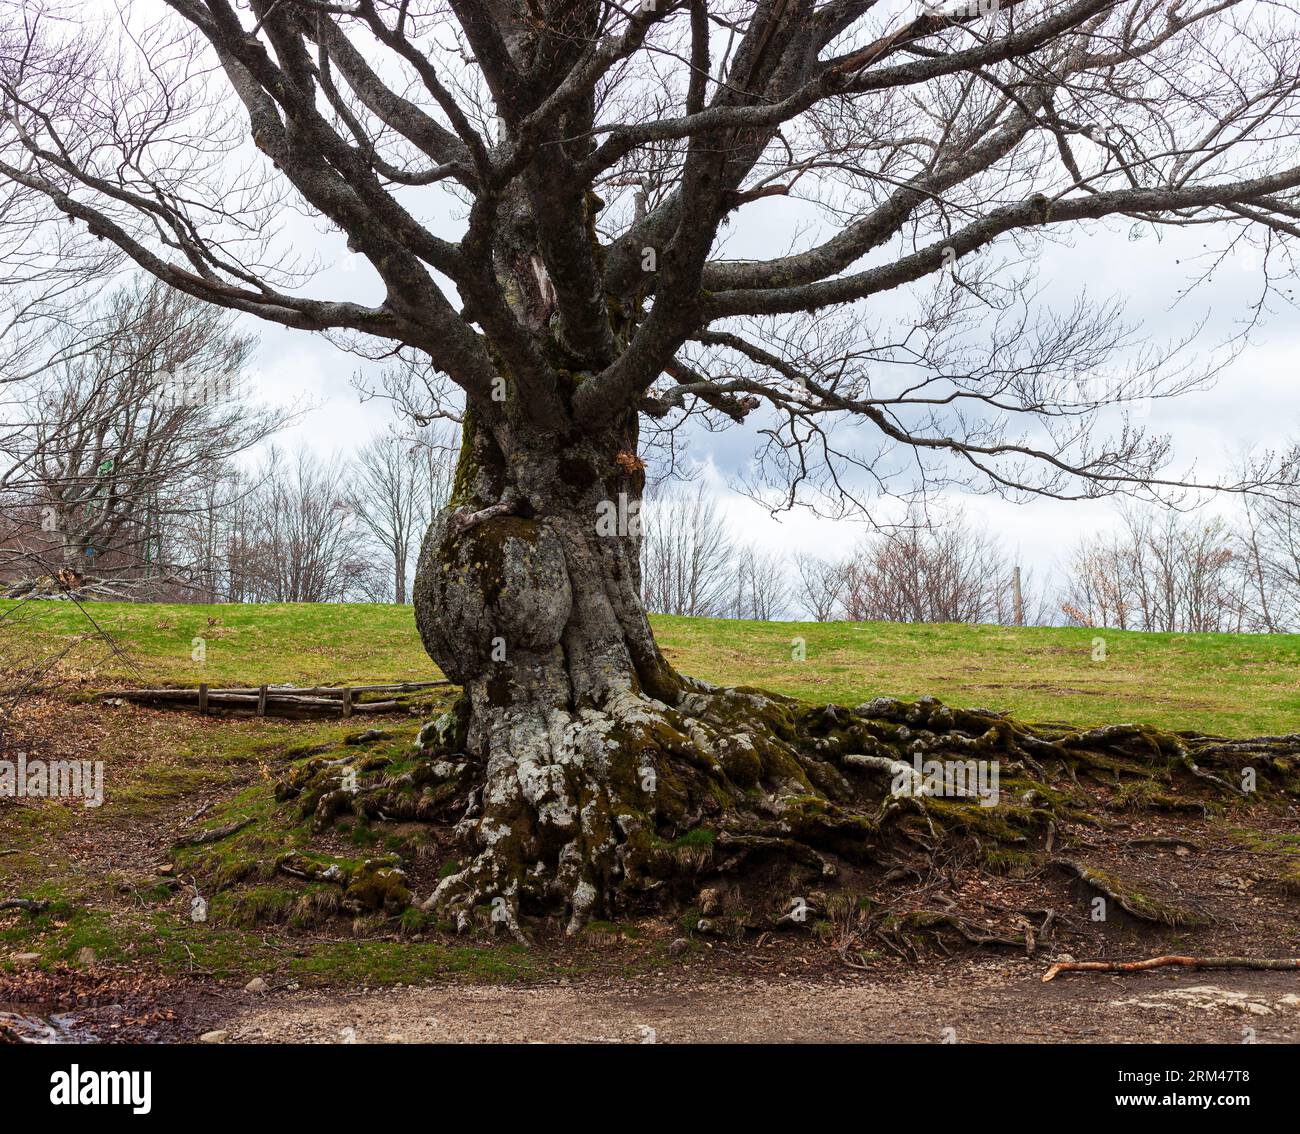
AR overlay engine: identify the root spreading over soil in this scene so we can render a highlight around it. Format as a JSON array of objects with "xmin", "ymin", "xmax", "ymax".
[{"xmin": 255, "ymin": 686, "xmax": 1299, "ymax": 947}]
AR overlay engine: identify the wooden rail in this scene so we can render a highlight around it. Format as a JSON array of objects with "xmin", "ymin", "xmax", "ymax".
[{"xmin": 100, "ymin": 680, "xmax": 450, "ymax": 720}]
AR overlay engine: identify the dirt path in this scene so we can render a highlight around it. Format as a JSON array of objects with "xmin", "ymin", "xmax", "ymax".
[{"xmin": 214, "ymin": 958, "xmax": 1300, "ymax": 1044}]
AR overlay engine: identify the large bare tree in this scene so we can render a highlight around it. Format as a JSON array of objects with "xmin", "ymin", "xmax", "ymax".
[{"xmin": 4, "ymin": 0, "xmax": 1300, "ymax": 930}]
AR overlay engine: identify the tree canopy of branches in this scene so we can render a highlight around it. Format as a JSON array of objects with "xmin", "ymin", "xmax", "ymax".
[{"xmin": 5, "ymin": 0, "xmax": 1299, "ymax": 930}]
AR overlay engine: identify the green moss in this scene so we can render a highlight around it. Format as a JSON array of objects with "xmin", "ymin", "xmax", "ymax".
[
  {"xmin": 347, "ymin": 818, "xmax": 381, "ymax": 848},
  {"xmin": 980, "ymin": 847, "xmax": 1037, "ymax": 873},
  {"xmin": 344, "ymin": 859, "xmax": 411, "ymax": 914},
  {"xmin": 288, "ymin": 886, "xmax": 342, "ymax": 929},
  {"xmin": 1113, "ymin": 780, "xmax": 1216, "ymax": 813},
  {"xmin": 669, "ymin": 827, "xmax": 716, "ymax": 849},
  {"xmin": 581, "ymin": 919, "xmax": 619, "ymax": 936},
  {"xmin": 449, "ymin": 405, "xmax": 481, "ymax": 508},
  {"xmin": 922, "ymin": 797, "xmax": 1046, "ymax": 841},
  {"xmin": 219, "ymin": 885, "xmax": 297, "ymax": 928}
]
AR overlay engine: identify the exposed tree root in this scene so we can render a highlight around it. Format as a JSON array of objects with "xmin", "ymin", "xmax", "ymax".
[
  {"xmin": 260, "ymin": 688, "xmax": 1300, "ymax": 941},
  {"xmin": 1043, "ymin": 955, "xmax": 1300, "ymax": 982},
  {"xmin": 241, "ymin": 683, "xmax": 1300, "ymax": 949},
  {"xmin": 1051, "ymin": 857, "xmax": 1203, "ymax": 926}
]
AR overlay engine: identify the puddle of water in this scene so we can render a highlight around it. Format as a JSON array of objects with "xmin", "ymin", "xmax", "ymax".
[{"xmin": 0, "ymin": 1008, "xmax": 99, "ymax": 1043}]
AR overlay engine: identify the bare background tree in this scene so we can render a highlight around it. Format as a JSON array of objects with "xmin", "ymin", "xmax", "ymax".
[
  {"xmin": 1234, "ymin": 447, "xmax": 1300, "ymax": 633},
  {"xmin": 792, "ymin": 552, "xmax": 845, "ymax": 622},
  {"xmin": 728, "ymin": 545, "xmax": 792, "ymax": 620},
  {"xmin": 348, "ymin": 432, "xmax": 433, "ymax": 604},
  {"xmin": 787, "ymin": 509, "xmax": 1046, "ymax": 624},
  {"xmin": 640, "ymin": 481, "xmax": 733, "ymax": 616},
  {"xmin": 1061, "ymin": 507, "xmax": 1257, "ymax": 632},
  {"xmin": 231, "ymin": 447, "xmax": 377, "ymax": 603},
  {"xmin": 840, "ymin": 514, "xmax": 1025, "ymax": 624},
  {"xmin": 1, "ymin": 279, "xmax": 288, "ymax": 597}
]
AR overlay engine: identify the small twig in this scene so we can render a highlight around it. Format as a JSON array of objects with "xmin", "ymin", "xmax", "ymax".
[
  {"xmin": 1044, "ymin": 955, "xmax": 1300, "ymax": 982},
  {"xmin": 181, "ymin": 800, "xmax": 214, "ymax": 826}
]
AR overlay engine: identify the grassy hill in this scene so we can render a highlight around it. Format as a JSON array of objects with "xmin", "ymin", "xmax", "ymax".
[{"xmin": 3, "ymin": 600, "xmax": 1298, "ymax": 735}]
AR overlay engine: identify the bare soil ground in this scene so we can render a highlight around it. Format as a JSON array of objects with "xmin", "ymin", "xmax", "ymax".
[
  {"xmin": 7, "ymin": 953, "xmax": 1300, "ymax": 1044},
  {"xmin": 216, "ymin": 964, "xmax": 1300, "ymax": 1044}
]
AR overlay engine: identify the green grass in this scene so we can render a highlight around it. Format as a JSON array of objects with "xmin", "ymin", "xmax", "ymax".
[
  {"xmin": 4, "ymin": 600, "xmax": 1299, "ymax": 735},
  {"xmin": 653, "ymin": 615, "xmax": 1300, "ymax": 738},
  {"xmin": 0, "ymin": 902, "xmax": 541, "ymax": 984},
  {"xmin": 0, "ymin": 601, "xmax": 432, "ymax": 687}
]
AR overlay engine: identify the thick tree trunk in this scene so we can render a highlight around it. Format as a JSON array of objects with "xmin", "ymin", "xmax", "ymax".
[
  {"xmin": 412, "ymin": 408, "xmax": 708, "ymax": 931},
  {"xmin": 413, "ymin": 407, "xmax": 678, "ymax": 702}
]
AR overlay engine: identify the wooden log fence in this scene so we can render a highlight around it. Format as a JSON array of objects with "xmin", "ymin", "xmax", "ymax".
[{"xmin": 100, "ymin": 680, "xmax": 450, "ymax": 720}]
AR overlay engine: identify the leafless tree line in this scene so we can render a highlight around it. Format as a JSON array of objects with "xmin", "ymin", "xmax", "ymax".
[
  {"xmin": 0, "ymin": 274, "xmax": 459, "ymax": 604},
  {"xmin": 812, "ymin": 521, "xmax": 1049, "ymax": 626},
  {"xmin": 1061, "ymin": 482, "xmax": 1300, "ymax": 633},
  {"xmin": 644, "ymin": 483, "xmax": 1300, "ymax": 632},
  {"xmin": 173, "ymin": 430, "xmax": 456, "ymax": 604},
  {"xmin": 5, "ymin": 430, "xmax": 457, "ymax": 606},
  {"xmin": 642, "ymin": 487, "xmax": 1044, "ymax": 624},
  {"xmin": 639, "ymin": 483, "xmax": 793, "ymax": 620}
]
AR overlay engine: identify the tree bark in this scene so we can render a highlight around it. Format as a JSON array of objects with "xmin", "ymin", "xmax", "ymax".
[{"xmin": 412, "ymin": 405, "xmax": 711, "ymax": 931}]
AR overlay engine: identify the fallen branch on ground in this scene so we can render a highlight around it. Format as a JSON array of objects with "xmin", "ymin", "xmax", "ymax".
[
  {"xmin": 1043, "ymin": 955, "xmax": 1300, "ymax": 982},
  {"xmin": 0, "ymin": 898, "xmax": 49, "ymax": 912},
  {"xmin": 173, "ymin": 817, "xmax": 253, "ymax": 848}
]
